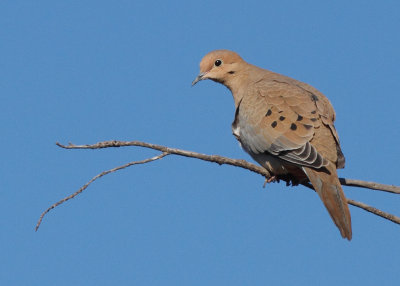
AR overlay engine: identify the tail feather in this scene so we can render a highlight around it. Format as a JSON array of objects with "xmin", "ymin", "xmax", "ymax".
[{"xmin": 303, "ymin": 163, "xmax": 352, "ymax": 240}]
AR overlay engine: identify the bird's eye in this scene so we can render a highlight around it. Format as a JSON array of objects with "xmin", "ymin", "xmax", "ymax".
[{"xmin": 214, "ymin": 59, "xmax": 222, "ymax": 67}]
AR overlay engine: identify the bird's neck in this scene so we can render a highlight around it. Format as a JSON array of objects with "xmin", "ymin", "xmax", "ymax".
[{"xmin": 224, "ymin": 63, "xmax": 270, "ymax": 108}]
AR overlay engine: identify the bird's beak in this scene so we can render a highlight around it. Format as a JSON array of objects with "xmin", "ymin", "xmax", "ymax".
[{"xmin": 191, "ymin": 72, "xmax": 206, "ymax": 86}]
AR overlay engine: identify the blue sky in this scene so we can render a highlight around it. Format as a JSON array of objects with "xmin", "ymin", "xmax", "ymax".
[{"xmin": 1, "ymin": 1, "xmax": 400, "ymax": 285}]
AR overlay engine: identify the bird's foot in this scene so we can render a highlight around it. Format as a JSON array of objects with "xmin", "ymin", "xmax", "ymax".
[{"xmin": 263, "ymin": 176, "xmax": 277, "ymax": 188}]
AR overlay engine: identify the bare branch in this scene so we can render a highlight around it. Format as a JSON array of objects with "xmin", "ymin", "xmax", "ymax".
[
  {"xmin": 347, "ymin": 199, "xmax": 400, "ymax": 224},
  {"xmin": 56, "ymin": 140, "xmax": 400, "ymax": 195},
  {"xmin": 36, "ymin": 140, "xmax": 400, "ymax": 230},
  {"xmin": 35, "ymin": 152, "xmax": 169, "ymax": 231},
  {"xmin": 56, "ymin": 141, "xmax": 271, "ymax": 178},
  {"xmin": 339, "ymin": 178, "xmax": 400, "ymax": 195}
]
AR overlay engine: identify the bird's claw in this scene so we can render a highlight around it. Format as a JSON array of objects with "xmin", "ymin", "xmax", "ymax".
[{"xmin": 263, "ymin": 176, "xmax": 277, "ymax": 188}]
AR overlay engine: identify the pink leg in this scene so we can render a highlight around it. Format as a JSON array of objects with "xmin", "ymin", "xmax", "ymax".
[{"xmin": 263, "ymin": 176, "xmax": 277, "ymax": 187}]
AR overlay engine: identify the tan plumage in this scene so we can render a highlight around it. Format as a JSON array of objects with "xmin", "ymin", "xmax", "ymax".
[{"xmin": 192, "ymin": 49, "xmax": 352, "ymax": 240}]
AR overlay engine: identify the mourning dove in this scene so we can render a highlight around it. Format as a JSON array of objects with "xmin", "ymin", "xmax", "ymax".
[{"xmin": 192, "ymin": 50, "xmax": 352, "ymax": 240}]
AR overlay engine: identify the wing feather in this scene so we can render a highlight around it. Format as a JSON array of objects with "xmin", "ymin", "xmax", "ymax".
[{"xmin": 236, "ymin": 79, "xmax": 339, "ymax": 169}]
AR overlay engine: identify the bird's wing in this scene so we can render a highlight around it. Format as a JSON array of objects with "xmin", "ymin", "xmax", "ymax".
[{"xmin": 237, "ymin": 79, "xmax": 341, "ymax": 169}]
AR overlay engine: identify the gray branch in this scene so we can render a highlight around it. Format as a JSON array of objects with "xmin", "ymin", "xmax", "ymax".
[{"xmin": 35, "ymin": 140, "xmax": 400, "ymax": 231}]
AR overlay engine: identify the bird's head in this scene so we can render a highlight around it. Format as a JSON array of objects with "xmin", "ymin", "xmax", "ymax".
[{"xmin": 192, "ymin": 50, "xmax": 245, "ymax": 87}]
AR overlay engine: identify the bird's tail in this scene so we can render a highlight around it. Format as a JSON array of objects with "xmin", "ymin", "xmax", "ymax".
[{"xmin": 303, "ymin": 163, "xmax": 352, "ymax": 240}]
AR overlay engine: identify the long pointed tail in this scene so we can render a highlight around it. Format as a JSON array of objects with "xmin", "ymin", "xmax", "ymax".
[{"xmin": 303, "ymin": 163, "xmax": 352, "ymax": 240}]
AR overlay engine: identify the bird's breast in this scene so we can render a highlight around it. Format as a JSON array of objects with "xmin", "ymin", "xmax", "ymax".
[{"xmin": 231, "ymin": 107, "xmax": 291, "ymax": 176}]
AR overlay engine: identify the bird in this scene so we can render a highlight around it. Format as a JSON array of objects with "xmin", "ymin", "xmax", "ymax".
[{"xmin": 192, "ymin": 50, "xmax": 352, "ymax": 240}]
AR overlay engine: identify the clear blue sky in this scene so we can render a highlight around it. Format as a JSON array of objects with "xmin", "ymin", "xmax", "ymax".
[{"xmin": 1, "ymin": 1, "xmax": 399, "ymax": 285}]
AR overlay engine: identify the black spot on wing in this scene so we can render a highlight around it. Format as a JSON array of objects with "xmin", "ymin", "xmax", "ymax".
[
  {"xmin": 310, "ymin": 93, "xmax": 319, "ymax": 101},
  {"xmin": 290, "ymin": 123, "xmax": 297, "ymax": 130}
]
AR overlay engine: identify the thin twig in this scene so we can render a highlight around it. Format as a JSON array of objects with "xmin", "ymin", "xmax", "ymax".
[
  {"xmin": 347, "ymin": 199, "xmax": 400, "ymax": 224},
  {"xmin": 35, "ymin": 152, "xmax": 169, "ymax": 231},
  {"xmin": 339, "ymin": 178, "xmax": 400, "ymax": 195}
]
